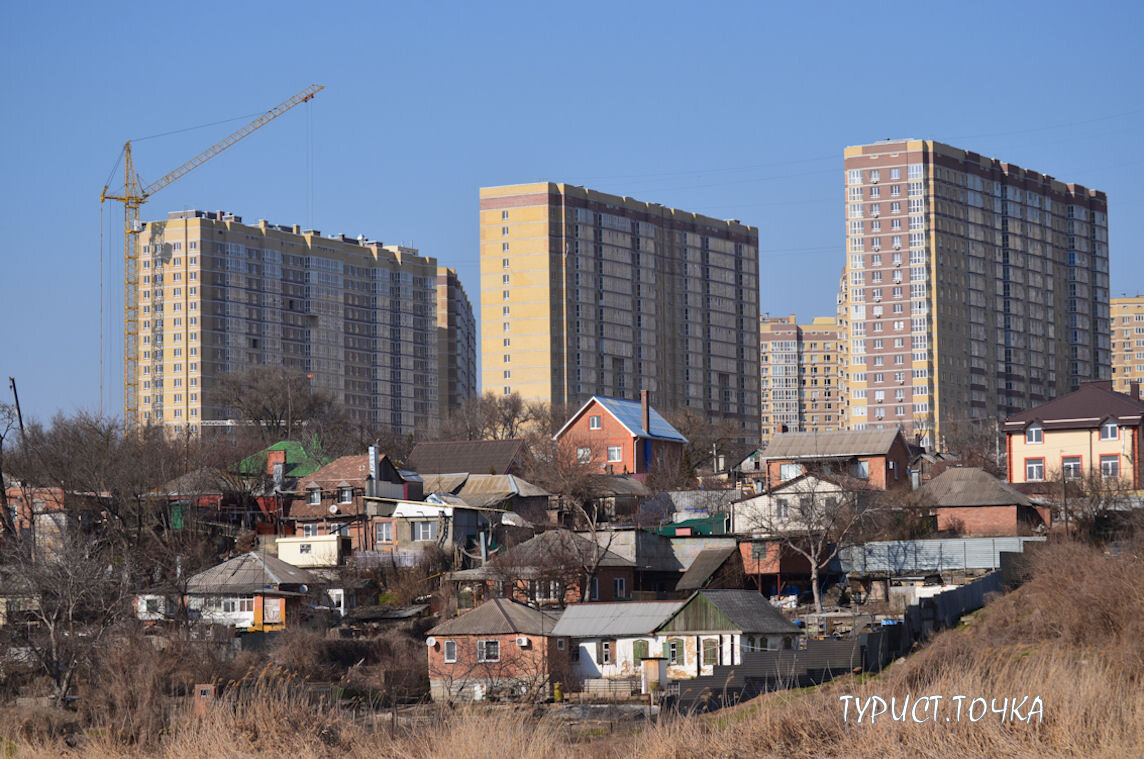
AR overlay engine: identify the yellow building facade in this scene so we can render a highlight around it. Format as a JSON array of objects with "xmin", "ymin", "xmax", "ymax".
[
  {"xmin": 132, "ymin": 211, "xmax": 444, "ymax": 436},
  {"xmin": 480, "ymin": 183, "xmax": 761, "ymax": 439},
  {"xmin": 1111, "ymin": 296, "xmax": 1144, "ymax": 395}
]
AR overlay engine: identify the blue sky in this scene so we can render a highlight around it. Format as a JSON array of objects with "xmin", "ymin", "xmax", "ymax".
[{"xmin": 2, "ymin": 0, "xmax": 1142, "ymax": 424}]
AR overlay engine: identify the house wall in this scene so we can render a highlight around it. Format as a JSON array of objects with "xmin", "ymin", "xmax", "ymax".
[
  {"xmin": 556, "ymin": 399, "xmax": 683, "ymax": 476},
  {"xmin": 935, "ymin": 505, "xmax": 1050, "ymax": 537},
  {"xmin": 501, "ymin": 565, "xmax": 635, "ymax": 606},
  {"xmin": 1008, "ymin": 426, "xmax": 1139, "ymax": 486},
  {"xmin": 277, "ymin": 535, "xmax": 341, "ymax": 567},
  {"xmin": 427, "ymin": 633, "xmax": 567, "ymax": 702}
]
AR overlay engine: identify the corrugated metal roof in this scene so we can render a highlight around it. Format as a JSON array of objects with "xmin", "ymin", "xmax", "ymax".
[
  {"xmin": 918, "ymin": 467, "xmax": 1032, "ymax": 507},
  {"xmin": 550, "ymin": 601, "xmax": 684, "ymax": 638},
  {"xmin": 555, "ymin": 396, "xmax": 688, "ymax": 443},
  {"xmin": 661, "ymin": 590, "xmax": 801, "ymax": 635},
  {"xmin": 187, "ymin": 552, "xmax": 317, "ymax": 595},
  {"xmin": 763, "ymin": 429, "xmax": 902, "ymax": 459},
  {"xmin": 836, "ymin": 537, "xmax": 1046, "ymax": 574},
  {"xmin": 675, "ymin": 546, "xmax": 738, "ymax": 590},
  {"xmin": 427, "ymin": 598, "xmax": 560, "ymax": 636}
]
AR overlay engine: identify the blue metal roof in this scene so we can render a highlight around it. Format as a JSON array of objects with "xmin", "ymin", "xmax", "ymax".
[{"xmin": 592, "ymin": 396, "xmax": 688, "ymax": 443}]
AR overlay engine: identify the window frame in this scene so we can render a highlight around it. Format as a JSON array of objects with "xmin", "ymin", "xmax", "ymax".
[
  {"xmin": 443, "ymin": 640, "xmax": 457, "ymax": 663},
  {"xmin": 308, "ymin": 488, "xmax": 322, "ymax": 506},
  {"xmin": 1025, "ymin": 458, "xmax": 1045, "ymax": 482},
  {"xmin": 477, "ymin": 639, "xmax": 500, "ymax": 663},
  {"xmin": 412, "ymin": 520, "xmax": 438, "ymax": 542},
  {"xmin": 606, "ymin": 445, "xmax": 623, "ymax": 463},
  {"xmin": 1025, "ymin": 424, "xmax": 1043, "ymax": 444},
  {"xmin": 1100, "ymin": 454, "xmax": 1120, "ymax": 479},
  {"xmin": 338, "ymin": 487, "xmax": 354, "ymax": 504},
  {"xmin": 1100, "ymin": 420, "xmax": 1118, "ymax": 440},
  {"xmin": 1061, "ymin": 456, "xmax": 1082, "ymax": 481},
  {"xmin": 375, "ymin": 521, "xmax": 394, "ymax": 543},
  {"xmin": 589, "ymin": 415, "xmax": 602, "ymax": 430},
  {"xmin": 577, "ymin": 446, "xmax": 592, "ymax": 464}
]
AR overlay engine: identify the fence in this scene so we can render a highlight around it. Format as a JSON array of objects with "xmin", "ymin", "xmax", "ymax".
[
  {"xmin": 674, "ymin": 571, "xmax": 1004, "ymax": 711},
  {"xmin": 836, "ymin": 537, "xmax": 1046, "ymax": 574}
]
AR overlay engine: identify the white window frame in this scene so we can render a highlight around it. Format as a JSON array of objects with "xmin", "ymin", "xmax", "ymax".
[
  {"xmin": 308, "ymin": 489, "xmax": 321, "ymax": 505},
  {"xmin": 412, "ymin": 521, "xmax": 438, "ymax": 542},
  {"xmin": 1026, "ymin": 458, "xmax": 1045, "ymax": 481},
  {"xmin": 606, "ymin": 445, "xmax": 622, "ymax": 463},
  {"xmin": 376, "ymin": 521, "xmax": 393, "ymax": 543},
  {"xmin": 1025, "ymin": 425, "xmax": 1043, "ymax": 444},
  {"xmin": 613, "ymin": 577, "xmax": 626, "ymax": 599},
  {"xmin": 589, "ymin": 415, "xmax": 602, "ymax": 430},
  {"xmin": 577, "ymin": 446, "xmax": 591, "ymax": 463},
  {"xmin": 1101, "ymin": 455, "xmax": 1120, "ymax": 479},
  {"xmin": 477, "ymin": 639, "xmax": 500, "ymax": 663},
  {"xmin": 1100, "ymin": 421, "xmax": 1118, "ymax": 440},
  {"xmin": 1062, "ymin": 457, "xmax": 1082, "ymax": 480},
  {"xmin": 338, "ymin": 487, "xmax": 354, "ymax": 504},
  {"xmin": 443, "ymin": 640, "xmax": 457, "ymax": 663},
  {"xmin": 302, "ymin": 524, "xmax": 319, "ymax": 537}
]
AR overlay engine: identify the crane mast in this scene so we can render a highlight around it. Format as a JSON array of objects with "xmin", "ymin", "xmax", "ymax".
[{"xmin": 100, "ymin": 84, "xmax": 323, "ymax": 429}]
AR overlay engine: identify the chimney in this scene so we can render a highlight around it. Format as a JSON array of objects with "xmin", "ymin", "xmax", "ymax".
[
  {"xmin": 1132, "ymin": 382, "xmax": 1140, "ymax": 401},
  {"xmin": 641, "ymin": 390, "xmax": 651, "ymax": 435}
]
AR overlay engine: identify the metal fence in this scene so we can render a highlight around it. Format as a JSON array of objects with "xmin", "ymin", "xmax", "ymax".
[{"xmin": 836, "ymin": 537, "xmax": 1046, "ymax": 574}]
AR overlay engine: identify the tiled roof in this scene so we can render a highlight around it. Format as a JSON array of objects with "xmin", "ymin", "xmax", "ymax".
[
  {"xmin": 406, "ymin": 439, "xmax": 527, "ymax": 475},
  {"xmin": 763, "ymin": 429, "xmax": 902, "ymax": 459},
  {"xmin": 427, "ymin": 598, "xmax": 560, "ymax": 636},
  {"xmin": 917, "ymin": 467, "xmax": 1032, "ymax": 508},
  {"xmin": 1004, "ymin": 381, "xmax": 1144, "ymax": 431},
  {"xmin": 555, "ymin": 396, "xmax": 688, "ymax": 443}
]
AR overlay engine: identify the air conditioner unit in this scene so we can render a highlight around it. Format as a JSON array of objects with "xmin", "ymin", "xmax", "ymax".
[
  {"xmin": 516, "ymin": 636, "xmax": 530, "ymax": 647},
  {"xmin": 894, "ymin": 243, "xmax": 902, "ymax": 250},
  {"xmin": 871, "ymin": 176, "xmax": 879, "ymax": 184},
  {"xmin": 872, "ymin": 210, "xmax": 880, "ymax": 217}
]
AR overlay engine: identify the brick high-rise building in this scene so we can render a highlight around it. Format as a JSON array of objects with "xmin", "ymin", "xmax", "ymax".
[
  {"xmin": 436, "ymin": 266, "xmax": 478, "ymax": 414},
  {"xmin": 760, "ymin": 315, "xmax": 842, "ymax": 439},
  {"xmin": 132, "ymin": 211, "xmax": 445, "ymax": 436},
  {"xmin": 479, "ymin": 182, "xmax": 761, "ymax": 440},
  {"xmin": 1111, "ymin": 296, "xmax": 1144, "ymax": 395},
  {"xmin": 840, "ymin": 140, "xmax": 1109, "ymax": 448}
]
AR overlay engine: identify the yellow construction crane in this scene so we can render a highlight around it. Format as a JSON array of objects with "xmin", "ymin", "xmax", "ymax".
[{"xmin": 100, "ymin": 84, "xmax": 323, "ymax": 428}]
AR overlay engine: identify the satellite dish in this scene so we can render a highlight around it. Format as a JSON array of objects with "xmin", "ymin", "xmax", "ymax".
[
  {"xmin": 329, "ymin": 505, "xmax": 339, "ymax": 515},
  {"xmin": 426, "ymin": 636, "xmax": 437, "ymax": 648}
]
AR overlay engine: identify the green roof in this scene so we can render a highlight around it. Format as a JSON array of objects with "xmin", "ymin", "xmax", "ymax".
[
  {"xmin": 235, "ymin": 441, "xmax": 330, "ymax": 479},
  {"xmin": 654, "ymin": 515, "xmax": 729, "ymax": 537}
]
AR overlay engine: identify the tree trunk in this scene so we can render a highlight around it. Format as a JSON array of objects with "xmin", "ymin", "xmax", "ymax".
[{"xmin": 810, "ymin": 563, "xmax": 823, "ymax": 613}]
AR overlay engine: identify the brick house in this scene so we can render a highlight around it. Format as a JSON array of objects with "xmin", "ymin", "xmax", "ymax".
[
  {"xmin": 915, "ymin": 467, "xmax": 1050, "ymax": 537},
  {"xmin": 446, "ymin": 529, "xmax": 636, "ymax": 609},
  {"xmin": 1004, "ymin": 380, "xmax": 1144, "ymax": 487},
  {"xmin": 761, "ymin": 429, "xmax": 911, "ymax": 491},
  {"xmin": 553, "ymin": 392, "xmax": 687, "ymax": 480},
  {"xmin": 426, "ymin": 598, "xmax": 567, "ymax": 702}
]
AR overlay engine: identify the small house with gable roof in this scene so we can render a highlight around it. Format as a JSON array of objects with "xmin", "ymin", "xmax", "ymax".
[{"xmin": 554, "ymin": 391, "xmax": 687, "ymax": 480}]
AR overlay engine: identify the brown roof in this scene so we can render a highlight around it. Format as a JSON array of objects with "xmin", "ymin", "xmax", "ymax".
[
  {"xmin": 917, "ymin": 467, "xmax": 1032, "ymax": 508},
  {"xmin": 427, "ymin": 598, "xmax": 560, "ymax": 636},
  {"xmin": 296, "ymin": 455, "xmax": 375, "ymax": 491},
  {"xmin": 763, "ymin": 429, "xmax": 903, "ymax": 460},
  {"xmin": 406, "ymin": 439, "xmax": 527, "ymax": 475},
  {"xmin": 1004, "ymin": 381, "xmax": 1144, "ymax": 432}
]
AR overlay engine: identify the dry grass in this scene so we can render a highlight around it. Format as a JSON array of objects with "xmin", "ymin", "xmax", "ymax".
[{"xmin": 1, "ymin": 541, "xmax": 1141, "ymax": 757}]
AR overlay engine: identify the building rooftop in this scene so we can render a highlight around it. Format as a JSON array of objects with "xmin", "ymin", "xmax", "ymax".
[
  {"xmin": 917, "ymin": 467, "xmax": 1032, "ymax": 508},
  {"xmin": 763, "ymin": 429, "xmax": 902, "ymax": 459},
  {"xmin": 1004, "ymin": 381, "xmax": 1144, "ymax": 432},
  {"xmin": 550, "ymin": 601, "xmax": 685, "ymax": 638},
  {"xmin": 428, "ymin": 598, "xmax": 560, "ymax": 637}
]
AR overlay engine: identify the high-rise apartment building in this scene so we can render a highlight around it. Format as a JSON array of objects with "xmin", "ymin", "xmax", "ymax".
[
  {"xmin": 760, "ymin": 315, "xmax": 842, "ymax": 439},
  {"xmin": 480, "ymin": 183, "xmax": 761, "ymax": 439},
  {"xmin": 840, "ymin": 140, "xmax": 1109, "ymax": 448},
  {"xmin": 132, "ymin": 210, "xmax": 447, "ymax": 436},
  {"xmin": 1111, "ymin": 296, "xmax": 1144, "ymax": 394},
  {"xmin": 436, "ymin": 266, "xmax": 478, "ymax": 413}
]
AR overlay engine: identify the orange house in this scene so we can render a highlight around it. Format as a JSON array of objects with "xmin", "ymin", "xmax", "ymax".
[
  {"xmin": 761, "ymin": 429, "xmax": 911, "ymax": 491},
  {"xmin": 553, "ymin": 392, "xmax": 687, "ymax": 481}
]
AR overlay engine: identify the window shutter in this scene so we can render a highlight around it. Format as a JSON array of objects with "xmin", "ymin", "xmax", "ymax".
[{"xmin": 595, "ymin": 641, "xmax": 604, "ymax": 663}]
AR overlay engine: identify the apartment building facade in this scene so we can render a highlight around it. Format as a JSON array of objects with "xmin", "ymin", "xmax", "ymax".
[
  {"xmin": 760, "ymin": 315, "xmax": 842, "ymax": 439},
  {"xmin": 437, "ymin": 266, "xmax": 478, "ymax": 414},
  {"xmin": 479, "ymin": 183, "xmax": 761, "ymax": 440},
  {"xmin": 1111, "ymin": 296, "xmax": 1144, "ymax": 395},
  {"xmin": 132, "ymin": 210, "xmax": 449, "ymax": 436},
  {"xmin": 840, "ymin": 140, "xmax": 1110, "ymax": 448}
]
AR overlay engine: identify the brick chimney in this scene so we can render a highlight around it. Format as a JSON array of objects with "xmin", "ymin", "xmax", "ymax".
[{"xmin": 641, "ymin": 390, "xmax": 651, "ymax": 435}]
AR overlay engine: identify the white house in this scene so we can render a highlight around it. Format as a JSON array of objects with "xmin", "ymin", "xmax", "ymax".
[
  {"xmin": 550, "ymin": 601, "xmax": 684, "ymax": 682},
  {"xmin": 732, "ymin": 473, "xmax": 851, "ymax": 535}
]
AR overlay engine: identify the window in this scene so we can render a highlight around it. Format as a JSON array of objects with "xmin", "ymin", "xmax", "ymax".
[
  {"xmin": 577, "ymin": 446, "xmax": 591, "ymax": 463},
  {"xmin": 774, "ymin": 498, "xmax": 790, "ymax": 520},
  {"xmin": 308, "ymin": 489, "xmax": 321, "ymax": 505},
  {"xmin": 443, "ymin": 640, "xmax": 457, "ymax": 663},
  {"xmin": 779, "ymin": 463, "xmax": 801, "ymax": 481},
  {"xmin": 412, "ymin": 521, "xmax": 438, "ymax": 542},
  {"xmin": 702, "ymin": 638, "xmax": 719, "ymax": 666},
  {"xmin": 299, "ymin": 544, "xmax": 312, "ymax": 554},
  {"xmin": 338, "ymin": 487, "xmax": 353, "ymax": 504},
  {"xmin": 852, "ymin": 461, "xmax": 870, "ymax": 479},
  {"xmin": 613, "ymin": 577, "xmax": 626, "ymax": 599},
  {"xmin": 302, "ymin": 524, "xmax": 319, "ymax": 537},
  {"xmin": 589, "ymin": 415, "xmax": 602, "ymax": 430},
  {"xmin": 477, "ymin": 640, "xmax": 500, "ymax": 662},
  {"xmin": 1101, "ymin": 421, "xmax": 1118, "ymax": 440},
  {"xmin": 375, "ymin": 522, "xmax": 393, "ymax": 543},
  {"xmin": 667, "ymin": 638, "xmax": 684, "ymax": 665},
  {"xmin": 1025, "ymin": 425, "xmax": 1043, "ymax": 444},
  {"xmin": 590, "ymin": 576, "xmax": 599, "ymax": 601},
  {"xmin": 1026, "ymin": 458, "xmax": 1045, "ymax": 481},
  {"xmin": 1101, "ymin": 455, "xmax": 1120, "ymax": 479},
  {"xmin": 1062, "ymin": 456, "xmax": 1082, "ymax": 480},
  {"xmin": 597, "ymin": 640, "xmax": 615, "ymax": 665},
  {"xmin": 606, "ymin": 445, "xmax": 622, "ymax": 463}
]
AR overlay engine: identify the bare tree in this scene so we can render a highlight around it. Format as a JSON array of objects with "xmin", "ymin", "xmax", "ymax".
[
  {"xmin": 0, "ymin": 527, "xmax": 135, "ymax": 707},
  {"xmin": 739, "ymin": 475, "xmax": 878, "ymax": 612}
]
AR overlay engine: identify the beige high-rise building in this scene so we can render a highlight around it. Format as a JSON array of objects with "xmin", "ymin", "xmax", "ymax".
[
  {"xmin": 1111, "ymin": 296, "xmax": 1144, "ymax": 394},
  {"xmin": 760, "ymin": 315, "xmax": 842, "ymax": 439},
  {"xmin": 480, "ymin": 182, "xmax": 761, "ymax": 439},
  {"xmin": 436, "ymin": 266, "xmax": 477, "ymax": 414},
  {"xmin": 840, "ymin": 140, "xmax": 1110, "ymax": 448},
  {"xmin": 131, "ymin": 210, "xmax": 446, "ymax": 436}
]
